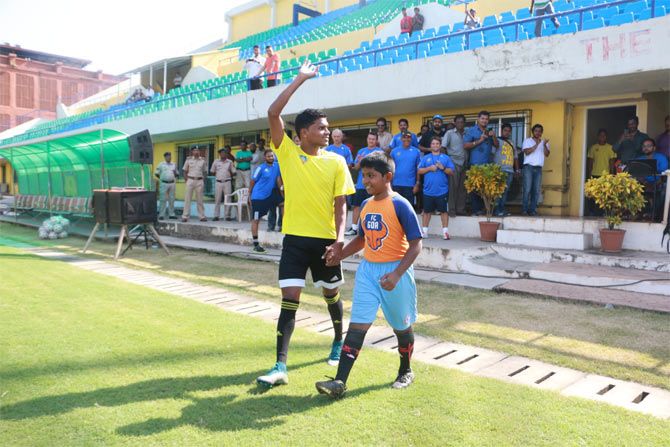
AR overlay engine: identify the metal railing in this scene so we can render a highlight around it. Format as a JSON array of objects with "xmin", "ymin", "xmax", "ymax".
[{"xmin": 1, "ymin": 0, "xmax": 661, "ymax": 147}]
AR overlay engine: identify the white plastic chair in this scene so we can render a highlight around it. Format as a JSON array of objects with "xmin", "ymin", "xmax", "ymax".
[{"xmin": 223, "ymin": 188, "xmax": 250, "ymax": 222}]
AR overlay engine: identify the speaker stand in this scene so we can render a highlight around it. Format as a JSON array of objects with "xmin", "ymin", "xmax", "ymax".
[
  {"xmin": 117, "ymin": 223, "xmax": 170, "ymax": 260},
  {"xmin": 82, "ymin": 222, "xmax": 100, "ymax": 253}
]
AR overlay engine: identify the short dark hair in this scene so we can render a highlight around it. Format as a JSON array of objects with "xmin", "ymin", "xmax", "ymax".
[
  {"xmin": 501, "ymin": 123, "xmax": 512, "ymax": 131},
  {"xmin": 478, "ymin": 110, "xmax": 490, "ymax": 118},
  {"xmin": 264, "ymin": 149, "xmax": 274, "ymax": 155},
  {"xmin": 218, "ymin": 148, "xmax": 226, "ymax": 153},
  {"xmin": 253, "ymin": 45, "xmax": 259, "ymax": 49},
  {"xmin": 295, "ymin": 108, "xmax": 327, "ymax": 136},
  {"xmin": 532, "ymin": 124, "xmax": 544, "ymax": 132},
  {"xmin": 597, "ymin": 128, "xmax": 608, "ymax": 135},
  {"xmin": 360, "ymin": 151, "xmax": 395, "ymax": 175},
  {"xmin": 376, "ymin": 117, "xmax": 387, "ymax": 125},
  {"xmin": 368, "ymin": 131, "xmax": 378, "ymax": 139},
  {"xmin": 398, "ymin": 118, "xmax": 409, "ymax": 126},
  {"xmin": 224, "ymin": 144, "xmax": 232, "ymax": 150},
  {"xmin": 642, "ymin": 137, "xmax": 656, "ymax": 146},
  {"xmin": 454, "ymin": 114, "xmax": 466, "ymax": 122},
  {"xmin": 431, "ymin": 136, "xmax": 442, "ymax": 144},
  {"xmin": 628, "ymin": 116, "xmax": 640, "ymax": 125},
  {"xmin": 265, "ymin": 45, "xmax": 272, "ymax": 50},
  {"xmin": 164, "ymin": 152, "xmax": 171, "ymax": 156}
]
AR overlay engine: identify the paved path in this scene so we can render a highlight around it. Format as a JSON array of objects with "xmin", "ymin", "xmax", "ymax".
[{"xmin": 12, "ymin": 244, "xmax": 670, "ymax": 420}]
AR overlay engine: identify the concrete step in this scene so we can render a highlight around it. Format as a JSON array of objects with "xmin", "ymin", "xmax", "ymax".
[
  {"xmin": 497, "ymin": 229, "xmax": 593, "ymax": 250},
  {"xmin": 493, "ymin": 244, "xmax": 670, "ymax": 273},
  {"xmin": 462, "ymin": 253, "xmax": 536, "ymax": 279}
]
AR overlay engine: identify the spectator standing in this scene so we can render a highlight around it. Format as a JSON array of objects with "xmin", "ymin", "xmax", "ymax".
[
  {"xmin": 249, "ymin": 150, "xmax": 282, "ymax": 252},
  {"xmin": 464, "ymin": 111, "xmax": 498, "ymax": 215},
  {"xmin": 614, "ymin": 116, "xmax": 649, "ymax": 164},
  {"xmin": 375, "ymin": 117, "xmax": 393, "ymax": 153},
  {"xmin": 250, "ymin": 142, "xmax": 264, "ymax": 173},
  {"xmin": 400, "ymin": 8, "xmax": 413, "ymax": 35},
  {"xmin": 326, "ymin": 129, "xmax": 354, "ymax": 168},
  {"xmin": 154, "ymin": 152, "xmax": 178, "ymax": 220},
  {"xmin": 389, "ymin": 118, "xmax": 419, "ymax": 150},
  {"xmin": 417, "ymin": 123, "xmax": 430, "ymax": 141},
  {"xmin": 391, "ymin": 131, "xmax": 422, "ymax": 206},
  {"xmin": 222, "ymin": 144, "xmax": 236, "ymax": 162},
  {"xmin": 530, "ymin": 0, "xmax": 560, "ymax": 38},
  {"xmin": 418, "ymin": 115, "xmax": 447, "ymax": 154},
  {"xmin": 182, "ymin": 147, "xmax": 208, "ymax": 222},
  {"xmin": 211, "ymin": 148, "xmax": 237, "ymax": 221},
  {"xmin": 655, "ymin": 115, "xmax": 670, "ymax": 159},
  {"xmin": 587, "ymin": 129, "xmax": 616, "ymax": 178},
  {"xmin": 235, "ymin": 141, "xmax": 254, "ymax": 189},
  {"xmin": 635, "ymin": 138, "xmax": 668, "ymax": 219},
  {"xmin": 173, "ymin": 72, "xmax": 183, "ymax": 90},
  {"xmin": 418, "ymin": 137, "xmax": 455, "ymax": 240},
  {"xmin": 494, "ymin": 123, "xmax": 519, "ymax": 216},
  {"xmin": 262, "ymin": 45, "xmax": 281, "ymax": 87},
  {"xmin": 521, "ymin": 124, "xmax": 550, "ymax": 216},
  {"xmin": 412, "ymin": 7, "xmax": 425, "ymax": 34},
  {"xmin": 464, "ymin": 7, "xmax": 481, "ymax": 30},
  {"xmin": 442, "ymin": 114, "xmax": 468, "ymax": 216},
  {"xmin": 244, "ymin": 45, "xmax": 266, "ymax": 91},
  {"xmin": 345, "ymin": 132, "xmax": 383, "ymax": 236}
]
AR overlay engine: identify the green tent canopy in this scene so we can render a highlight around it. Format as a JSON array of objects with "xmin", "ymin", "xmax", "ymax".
[{"xmin": 0, "ymin": 129, "xmax": 152, "ymax": 197}]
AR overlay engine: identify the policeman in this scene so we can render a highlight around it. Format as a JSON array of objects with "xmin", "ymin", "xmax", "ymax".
[
  {"xmin": 210, "ymin": 148, "xmax": 236, "ymax": 221},
  {"xmin": 154, "ymin": 152, "xmax": 178, "ymax": 219},
  {"xmin": 182, "ymin": 147, "xmax": 208, "ymax": 222}
]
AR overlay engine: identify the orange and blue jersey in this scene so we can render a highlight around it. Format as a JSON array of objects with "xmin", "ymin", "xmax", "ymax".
[{"xmin": 357, "ymin": 193, "xmax": 422, "ymax": 262}]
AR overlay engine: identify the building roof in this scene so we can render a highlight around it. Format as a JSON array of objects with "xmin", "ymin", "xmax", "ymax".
[{"xmin": 0, "ymin": 43, "xmax": 91, "ymax": 68}]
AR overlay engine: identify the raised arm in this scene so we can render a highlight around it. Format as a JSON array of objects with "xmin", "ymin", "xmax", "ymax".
[{"xmin": 267, "ymin": 61, "xmax": 318, "ymax": 148}]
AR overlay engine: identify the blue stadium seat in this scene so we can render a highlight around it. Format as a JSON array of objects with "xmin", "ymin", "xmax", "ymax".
[
  {"xmin": 482, "ymin": 15, "xmax": 498, "ymax": 27},
  {"xmin": 558, "ymin": 22, "xmax": 579, "ymax": 34},
  {"xmin": 502, "ymin": 24, "xmax": 518, "ymax": 42},
  {"xmin": 574, "ymin": 0, "xmax": 596, "ymax": 7},
  {"xmin": 423, "ymin": 28, "xmax": 436, "ymax": 38},
  {"xmin": 621, "ymin": 0, "xmax": 648, "ymax": 15},
  {"xmin": 583, "ymin": 17, "xmax": 606, "ymax": 30},
  {"xmin": 594, "ymin": 6, "xmax": 620, "ymax": 23},
  {"xmin": 500, "ymin": 11, "xmax": 516, "ymax": 23},
  {"xmin": 394, "ymin": 53, "xmax": 411, "ymax": 63},
  {"xmin": 397, "ymin": 33, "xmax": 409, "ymax": 43},
  {"xmin": 484, "ymin": 29, "xmax": 505, "ymax": 46},
  {"xmin": 468, "ymin": 32, "xmax": 484, "ymax": 50},
  {"xmin": 452, "ymin": 22, "xmax": 465, "ymax": 33},
  {"xmin": 553, "ymin": 0, "xmax": 575, "ymax": 12},
  {"xmin": 437, "ymin": 25, "xmax": 450, "ymax": 36},
  {"xmin": 516, "ymin": 7, "xmax": 531, "ymax": 19},
  {"xmin": 417, "ymin": 41, "xmax": 431, "ymax": 55},
  {"xmin": 428, "ymin": 45, "xmax": 445, "ymax": 57},
  {"xmin": 610, "ymin": 12, "xmax": 635, "ymax": 25},
  {"xmin": 447, "ymin": 36, "xmax": 465, "ymax": 53}
]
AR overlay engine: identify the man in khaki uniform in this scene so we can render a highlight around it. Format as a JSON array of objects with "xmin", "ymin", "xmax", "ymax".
[
  {"xmin": 154, "ymin": 152, "xmax": 178, "ymax": 219},
  {"xmin": 211, "ymin": 148, "xmax": 236, "ymax": 221},
  {"xmin": 182, "ymin": 147, "xmax": 208, "ymax": 222}
]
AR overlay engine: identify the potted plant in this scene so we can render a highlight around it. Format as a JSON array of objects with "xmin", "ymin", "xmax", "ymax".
[
  {"xmin": 464, "ymin": 163, "xmax": 508, "ymax": 241},
  {"xmin": 584, "ymin": 172, "xmax": 645, "ymax": 252}
]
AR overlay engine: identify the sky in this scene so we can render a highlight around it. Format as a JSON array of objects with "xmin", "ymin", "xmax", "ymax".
[{"xmin": 0, "ymin": 0, "xmax": 250, "ymax": 75}]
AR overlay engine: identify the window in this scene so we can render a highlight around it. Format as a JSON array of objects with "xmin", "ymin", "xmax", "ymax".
[
  {"xmin": 176, "ymin": 141, "xmax": 216, "ymax": 174},
  {"xmin": 62, "ymin": 81, "xmax": 79, "ymax": 105},
  {"xmin": 39, "ymin": 78, "xmax": 58, "ymax": 111},
  {"xmin": 0, "ymin": 72, "xmax": 9, "ymax": 106},
  {"xmin": 0, "ymin": 114, "xmax": 10, "ymax": 131},
  {"xmin": 83, "ymin": 83, "xmax": 98, "ymax": 99},
  {"xmin": 227, "ymin": 132, "xmax": 262, "ymax": 147},
  {"xmin": 15, "ymin": 115, "xmax": 32, "ymax": 126},
  {"xmin": 15, "ymin": 74, "xmax": 34, "ymax": 108}
]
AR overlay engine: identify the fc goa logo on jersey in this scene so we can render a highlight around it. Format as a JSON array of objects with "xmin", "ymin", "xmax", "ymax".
[{"xmin": 364, "ymin": 213, "xmax": 388, "ymax": 251}]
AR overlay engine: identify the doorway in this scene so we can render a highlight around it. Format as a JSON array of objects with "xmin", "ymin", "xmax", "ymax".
[{"xmin": 582, "ymin": 105, "xmax": 637, "ymax": 215}]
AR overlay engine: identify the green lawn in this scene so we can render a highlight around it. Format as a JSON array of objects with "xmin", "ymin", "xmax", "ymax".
[
  {"xmin": 0, "ymin": 242, "xmax": 669, "ymax": 445},
  {"xmin": 1, "ymin": 221, "xmax": 668, "ymax": 391}
]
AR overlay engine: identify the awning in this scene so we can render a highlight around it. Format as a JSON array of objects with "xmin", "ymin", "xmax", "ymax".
[{"xmin": 0, "ymin": 129, "xmax": 151, "ymax": 197}]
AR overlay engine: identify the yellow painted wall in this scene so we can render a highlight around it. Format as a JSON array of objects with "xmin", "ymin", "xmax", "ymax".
[
  {"xmin": 191, "ymin": 49, "xmax": 240, "ymax": 77},
  {"xmin": 1, "ymin": 160, "xmax": 15, "ymax": 195},
  {"xmin": 230, "ymin": 4, "xmax": 273, "ymax": 42},
  {"xmin": 450, "ymin": 0, "xmax": 530, "ymax": 19}
]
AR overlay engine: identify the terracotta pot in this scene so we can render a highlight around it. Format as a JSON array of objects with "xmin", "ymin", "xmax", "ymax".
[
  {"xmin": 479, "ymin": 221, "xmax": 500, "ymax": 242},
  {"xmin": 599, "ymin": 228, "xmax": 625, "ymax": 253}
]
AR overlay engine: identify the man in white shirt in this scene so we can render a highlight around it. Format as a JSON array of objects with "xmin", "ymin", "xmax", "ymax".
[
  {"xmin": 244, "ymin": 45, "xmax": 266, "ymax": 91},
  {"xmin": 521, "ymin": 124, "xmax": 550, "ymax": 216}
]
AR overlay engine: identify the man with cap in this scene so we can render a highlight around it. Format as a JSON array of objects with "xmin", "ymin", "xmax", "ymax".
[
  {"xmin": 211, "ymin": 148, "xmax": 237, "ymax": 221},
  {"xmin": 418, "ymin": 115, "xmax": 447, "ymax": 154},
  {"xmin": 154, "ymin": 152, "xmax": 178, "ymax": 220},
  {"xmin": 182, "ymin": 147, "xmax": 208, "ymax": 222}
]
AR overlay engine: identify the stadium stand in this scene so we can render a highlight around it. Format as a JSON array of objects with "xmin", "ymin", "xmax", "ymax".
[{"xmin": 0, "ymin": 0, "xmax": 667, "ymax": 147}]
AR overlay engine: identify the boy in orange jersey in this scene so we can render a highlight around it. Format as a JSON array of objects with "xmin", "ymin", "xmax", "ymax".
[{"xmin": 316, "ymin": 152, "xmax": 423, "ymax": 398}]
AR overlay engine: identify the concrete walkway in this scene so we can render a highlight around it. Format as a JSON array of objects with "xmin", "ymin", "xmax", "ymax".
[{"xmin": 9, "ymin": 243, "xmax": 669, "ymax": 420}]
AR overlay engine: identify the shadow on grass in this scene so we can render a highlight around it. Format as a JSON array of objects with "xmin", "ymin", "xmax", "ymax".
[
  {"xmin": 1, "ymin": 359, "xmax": 325, "ymax": 421},
  {"xmin": 116, "ymin": 383, "xmax": 388, "ymax": 436}
]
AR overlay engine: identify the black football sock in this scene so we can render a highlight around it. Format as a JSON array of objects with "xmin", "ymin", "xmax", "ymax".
[
  {"xmin": 276, "ymin": 299, "xmax": 299, "ymax": 364},
  {"xmin": 253, "ymin": 237, "xmax": 259, "ymax": 247},
  {"xmin": 395, "ymin": 328, "xmax": 415, "ymax": 375},
  {"xmin": 324, "ymin": 292, "xmax": 343, "ymax": 342},
  {"xmin": 335, "ymin": 329, "xmax": 367, "ymax": 384}
]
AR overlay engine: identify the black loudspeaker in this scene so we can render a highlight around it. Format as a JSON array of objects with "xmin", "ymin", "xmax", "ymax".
[
  {"xmin": 93, "ymin": 189, "xmax": 157, "ymax": 224},
  {"xmin": 128, "ymin": 130, "xmax": 153, "ymax": 164}
]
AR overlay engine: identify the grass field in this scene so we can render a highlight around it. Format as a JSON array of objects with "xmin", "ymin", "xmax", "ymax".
[
  {"xmin": 1, "ymin": 242, "xmax": 669, "ymax": 446},
  {"xmin": 1, "ymin": 221, "xmax": 668, "ymax": 392}
]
